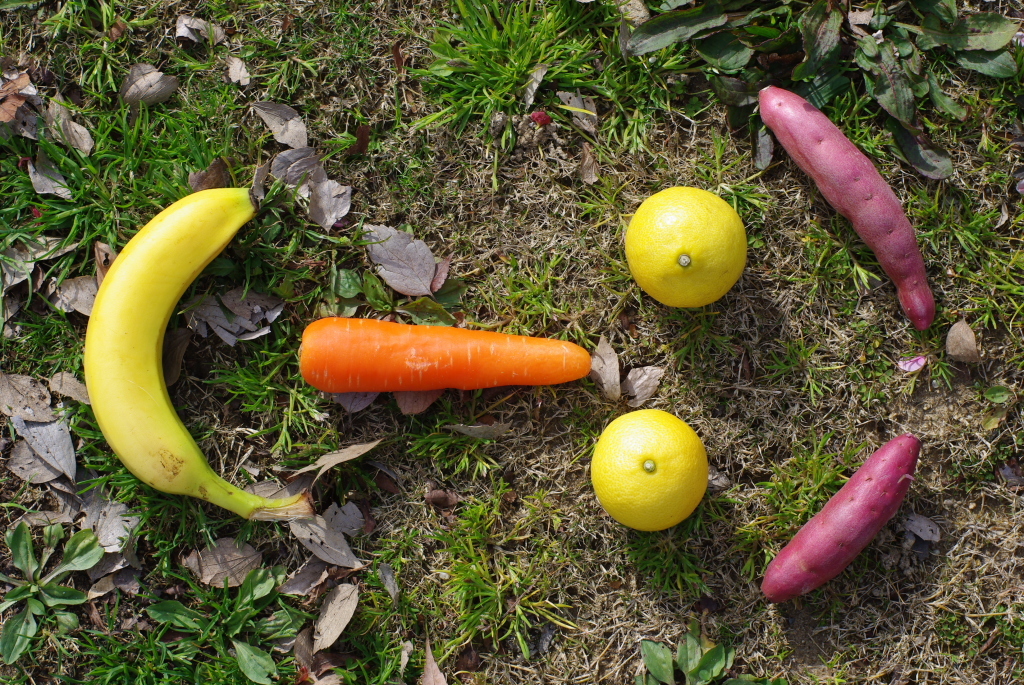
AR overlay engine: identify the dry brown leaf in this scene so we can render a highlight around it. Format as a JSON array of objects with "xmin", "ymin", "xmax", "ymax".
[
  {"xmin": 589, "ymin": 336, "xmax": 620, "ymax": 401},
  {"xmin": 308, "ymin": 178, "xmax": 352, "ymax": 230},
  {"xmin": 51, "ymin": 275, "xmax": 97, "ymax": 315},
  {"xmin": 119, "ymin": 64, "xmax": 178, "ymax": 106},
  {"xmin": 108, "ymin": 19, "xmax": 128, "ymax": 40},
  {"xmin": 186, "ymin": 537, "xmax": 262, "ymax": 587},
  {"xmin": 443, "ymin": 423, "xmax": 512, "ymax": 439},
  {"xmin": 278, "ymin": 556, "xmax": 331, "ymax": 596},
  {"xmin": 80, "ymin": 487, "xmax": 140, "ymax": 552},
  {"xmin": 225, "ymin": 56, "xmax": 251, "ymax": 86},
  {"xmin": 253, "ymin": 101, "xmax": 308, "ymax": 148},
  {"xmin": 49, "ymin": 371, "xmax": 90, "ymax": 404},
  {"xmin": 269, "ymin": 147, "xmax": 326, "ymax": 196},
  {"xmin": 0, "ymin": 92, "xmax": 25, "ymax": 124},
  {"xmin": 93, "ymin": 241, "xmax": 117, "ymax": 286},
  {"xmin": 905, "ymin": 512, "xmax": 941, "ymax": 542},
  {"xmin": 293, "ymin": 439, "xmax": 382, "ymax": 483},
  {"xmin": 364, "ymin": 224, "xmax": 437, "ymax": 297},
  {"xmin": 522, "ymin": 64, "xmax": 548, "ymax": 107},
  {"xmin": 378, "ymin": 562, "xmax": 399, "ymax": 603},
  {"xmin": 556, "ymin": 91, "xmax": 598, "ymax": 134},
  {"xmin": 431, "ymin": 256, "xmax": 452, "ymax": 293},
  {"xmin": 184, "ymin": 289, "xmax": 282, "ymax": 346},
  {"xmin": 313, "ymin": 584, "xmax": 359, "ymax": 653},
  {"xmin": 188, "ymin": 157, "xmax": 231, "ymax": 192},
  {"xmin": 454, "ymin": 644, "xmax": 482, "ymax": 672},
  {"xmin": 175, "ymin": 15, "xmax": 227, "ymax": 45},
  {"xmin": 87, "ymin": 568, "xmax": 140, "ymax": 599},
  {"xmin": 0, "ymin": 373, "xmax": 55, "ymax": 421},
  {"xmin": 400, "ymin": 640, "xmax": 414, "ymax": 677},
  {"xmin": 621, "ymin": 366, "xmax": 665, "ymax": 407},
  {"xmin": 251, "ymin": 159, "xmax": 271, "ymax": 203},
  {"xmin": 289, "ymin": 516, "xmax": 363, "ymax": 568},
  {"xmin": 87, "ymin": 552, "xmax": 132, "ymax": 582},
  {"xmin": 394, "ymin": 389, "xmax": 445, "ymax": 415},
  {"xmin": 421, "ymin": 639, "xmax": 447, "ymax": 685},
  {"xmin": 426, "ymin": 486, "xmax": 460, "ymax": 510},
  {"xmin": 46, "ymin": 100, "xmax": 94, "ymax": 155},
  {"xmin": 346, "ymin": 124, "xmax": 371, "ymax": 156},
  {"xmin": 324, "ymin": 502, "xmax": 364, "ymax": 538},
  {"xmin": 580, "ymin": 142, "xmax": 599, "ymax": 185},
  {"xmin": 162, "ymin": 328, "xmax": 192, "ymax": 387},
  {"xmin": 28, "ymin": 149, "xmax": 72, "ymax": 199},
  {"xmin": 7, "ymin": 439, "xmax": 63, "ymax": 484},
  {"xmin": 332, "ymin": 391, "xmax": 379, "ymax": 413},
  {"xmin": 946, "ymin": 319, "xmax": 981, "ymax": 362},
  {"xmin": 616, "ymin": 0, "xmax": 651, "ymax": 26},
  {"xmin": 294, "ymin": 627, "xmax": 314, "ymax": 672}
]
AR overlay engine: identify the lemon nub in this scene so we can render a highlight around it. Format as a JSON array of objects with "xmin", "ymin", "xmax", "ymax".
[
  {"xmin": 643, "ymin": 459, "xmax": 656, "ymax": 473},
  {"xmin": 678, "ymin": 254, "xmax": 692, "ymax": 267}
]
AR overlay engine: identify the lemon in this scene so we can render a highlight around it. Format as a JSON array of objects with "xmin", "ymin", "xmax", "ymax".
[
  {"xmin": 591, "ymin": 409, "xmax": 708, "ymax": 532},
  {"xmin": 624, "ymin": 187, "xmax": 746, "ymax": 308}
]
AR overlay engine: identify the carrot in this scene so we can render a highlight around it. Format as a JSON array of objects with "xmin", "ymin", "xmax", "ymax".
[{"xmin": 298, "ymin": 317, "xmax": 592, "ymax": 393}]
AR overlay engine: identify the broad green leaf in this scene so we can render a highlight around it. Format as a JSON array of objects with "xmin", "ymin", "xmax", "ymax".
[
  {"xmin": 869, "ymin": 42, "xmax": 917, "ymax": 125},
  {"xmin": 739, "ymin": 26, "xmax": 800, "ymax": 53},
  {"xmin": 926, "ymin": 73, "xmax": 967, "ymax": 120},
  {"xmin": 39, "ymin": 583, "xmax": 88, "ymax": 607},
  {"xmin": 709, "ymin": 74, "xmax": 760, "ymax": 107},
  {"xmin": 911, "ymin": 0, "xmax": 956, "ymax": 24},
  {"xmin": 54, "ymin": 610, "xmax": 79, "ymax": 634},
  {"xmin": 982, "ymin": 406, "xmax": 1009, "ymax": 430},
  {"xmin": 961, "ymin": 13, "xmax": 1021, "ymax": 51},
  {"xmin": 398, "ymin": 296, "xmax": 458, "ymax": 326},
  {"xmin": 25, "ymin": 598, "xmax": 45, "ymax": 615},
  {"xmin": 955, "ymin": 49, "xmax": 1017, "ymax": 78},
  {"xmin": 41, "ymin": 524, "xmax": 64, "ymax": 552},
  {"xmin": 726, "ymin": 104, "xmax": 754, "ymax": 130},
  {"xmin": 232, "ymin": 640, "xmax": 277, "ymax": 685},
  {"xmin": 627, "ymin": 4, "xmax": 729, "ymax": 56},
  {"xmin": 0, "ymin": 608, "xmax": 37, "ymax": 664},
  {"xmin": 331, "ymin": 268, "xmax": 363, "ymax": 298},
  {"xmin": 3, "ymin": 585, "xmax": 34, "ymax": 604},
  {"xmin": 985, "ymin": 386, "xmax": 1013, "ymax": 404},
  {"xmin": 640, "ymin": 640, "xmax": 675, "ymax": 684},
  {"xmin": 146, "ymin": 600, "xmax": 205, "ymax": 632},
  {"xmin": 691, "ymin": 644, "xmax": 728, "ymax": 684},
  {"xmin": 887, "ymin": 119, "xmax": 953, "ymax": 180},
  {"xmin": 237, "ymin": 568, "xmax": 277, "ymax": 606},
  {"xmin": 793, "ymin": 71, "xmax": 851, "ymax": 109},
  {"xmin": 54, "ymin": 529, "xmax": 103, "ymax": 574},
  {"xmin": 432, "ymin": 277, "xmax": 468, "ymax": 306},
  {"xmin": 362, "ymin": 271, "xmax": 392, "ymax": 311},
  {"xmin": 696, "ymin": 32, "xmax": 754, "ymax": 71},
  {"xmin": 677, "ymin": 632, "xmax": 703, "ymax": 673},
  {"xmin": 6, "ymin": 523, "xmax": 38, "ymax": 581},
  {"xmin": 791, "ymin": 0, "xmax": 843, "ymax": 81}
]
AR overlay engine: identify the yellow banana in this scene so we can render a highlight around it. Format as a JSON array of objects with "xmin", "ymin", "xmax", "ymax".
[{"xmin": 84, "ymin": 188, "xmax": 313, "ymax": 520}]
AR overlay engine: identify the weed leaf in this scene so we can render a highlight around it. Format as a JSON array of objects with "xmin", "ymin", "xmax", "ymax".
[
  {"xmin": 39, "ymin": 583, "xmax": 87, "ymax": 607},
  {"xmin": 627, "ymin": 5, "xmax": 728, "ymax": 56},
  {"xmin": 696, "ymin": 32, "xmax": 753, "ymax": 72},
  {"xmin": 51, "ymin": 529, "xmax": 103, "ymax": 577},
  {"xmin": 6, "ymin": 522, "xmax": 37, "ymax": 579},
  {"xmin": 228, "ymin": 640, "xmax": 276, "ymax": 684},
  {"xmin": 945, "ymin": 319, "xmax": 980, "ymax": 362},
  {"xmin": 589, "ymin": 336, "xmax": 621, "ymax": 401},
  {"xmin": 640, "ymin": 640, "xmax": 674, "ymax": 684},
  {"xmin": 48, "ymin": 372, "xmax": 89, "ymax": 404},
  {"xmin": 677, "ymin": 632, "xmax": 702, "ymax": 672},
  {"xmin": 293, "ymin": 440, "xmax": 381, "ymax": 482},
  {"xmin": 926, "ymin": 73, "xmax": 967, "ymax": 120},
  {"xmin": 308, "ymin": 178, "xmax": 353, "ymax": 230},
  {"xmin": 313, "ymin": 584, "xmax": 359, "ymax": 653},
  {"xmin": 253, "ymin": 101, "xmax": 308, "ymax": 148},
  {"xmin": 0, "ymin": 608, "xmax": 36, "ymax": 664},
  {"xmin": 365, "ymin": 224, "xmax": 436, "ymax": 297},
  {"xmin": 421, "ymin": 639, "xmax": 447, "ymax": 685},
  {"xmin": 791, "ymin": 0, "xmax": 842, "ymax": 81},
  {"xmin": 225, "ymin": 56, "xmax": 251, "ymax": 86},
  {"xmin": 119, "ymin": 64, "xmax": 178, "ymax": 105},
  {"xmin": 398, "ymin": 297, "xmax": 457, "ymax": 326},
  {"xmin": 12, "ymin": 417, "xmax": 75, "ymax": 481},
  {"xmin": 28, "ymin": 149, "xmax": 72, "ymax": 199},
  {"xmin": 691, "ymin": 644, "xmax": 728, "ymax": 683},
  {"xmin": 913, "ymin": 0, "xmax": 956, "ymax": 23},
  {"xmin": 954, "ymin": 49, "xmax": 1017, "ymax": 78},
  {"xmin": 985, "ymin": 386, "xmax": 1012, "ymax": 404},
  {"xmin": 886, "ymin": 118, "xmax": 952, "ymax": 179}
]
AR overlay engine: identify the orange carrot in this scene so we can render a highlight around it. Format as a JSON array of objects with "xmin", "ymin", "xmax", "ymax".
[{"xmin": 299, "ymin": 317, "xmax": 592, "ymax": 393}]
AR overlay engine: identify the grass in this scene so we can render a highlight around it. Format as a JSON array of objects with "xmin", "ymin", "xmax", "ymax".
[{"xmin": 2, "ymin": 0, "xmax": 1024, "ymax": 683}]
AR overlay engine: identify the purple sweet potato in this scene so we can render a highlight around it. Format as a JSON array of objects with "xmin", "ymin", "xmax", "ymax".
[
  {"xmin": 759, "ymin": 86, "xmax": 935, "ymax": 330},
  {"xmin": 761, "ymin": 433, "xmax": 921, "ymax": 603}
]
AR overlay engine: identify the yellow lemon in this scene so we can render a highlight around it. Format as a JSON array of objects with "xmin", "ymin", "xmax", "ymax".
[
  {"xmin": 591, "ymin": 409, "xmax": 708, "ymax": 532},
  {"xmin": 624, "ymin": 187, "xmax": 746, "ymax": 308}
]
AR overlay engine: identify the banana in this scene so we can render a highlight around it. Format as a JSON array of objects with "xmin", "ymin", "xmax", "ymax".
[{"xmin": 84, "ymin": 188, "xmax": 313, "ymax": 520}]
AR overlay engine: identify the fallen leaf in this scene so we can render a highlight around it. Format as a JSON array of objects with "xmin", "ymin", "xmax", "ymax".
[
  {"xmin": 589, "ymin": 336, "xmax": 620, "ymax": 400},
  {"xmin": 537, "ymin": 622, "xmax": 556, "ymax": 654},
  {"xmin": 905, "ymin": 512, "xmax": 941, "ymax": 542},
  {"xmin": 421, "ymin": 639, "xmax": 447, "ymax": 685},
  {"xmin": 621, "ymin": 366, "xmax": 665, "ymax": 407},
  {"xmin": 332, "ymin": 391, "xmax": 379, "ymax": 413},
  {"xmin": 225, "ymin": 56, "xmax": 250, "ymax": 85},
  {"xmin": 982, "ymin": 406, "xmax": 1009, "ymax": 431},
  {"xmin": 219, "ymin": 287, "xmax": 284, "ymax": 323},
  {"xmin": 188, "ymin": 157, "xmax": 232, "ymax": 192},
  {"xmin": 308, "ymin": 179, "xmax": 353, "ymax": 230},
  {"xmin": 293, "ymin": 440, "xmax": 382, "ymax": 483},
  {"xmin": 0, "ymin": 91, "xmax": 25, "ymax": 123},
  {"xmin": 93, "ymin": 242, "xmax": 117, "ymax": 286},
  {"xmin": 378, "ymin": 562, "xmax": 399, "ymax": 602},
  {"xmin": 253, "ymin": 101, "xmax": 308, "ymax": 148},
  {"xmin": 108, "ymin": 19, "xmax": 128, "ymax": 40},
  {"xmin": 51, "ymin": 275, "xmax": 97, "ymax": 315},
  {"xmin": 13, "ymin": 416, "xmax": 75, "ymax": 480},
  {"xmin": 162, "ymin": 327, "xmax": 192, "ymax": 387},
  {"xmin": 175, "ymin": 15, "xmax": 227, "ymax": 45},
  {"xmin": 87, "ymin": 567, "xmax": 140, "ymax": 599},
  {"xmin": 185, "ymin": 537, "xmax": 262, "ymax": 587},
  {"xmin": 454, "ymin": 644, "xmax": 481, "ymax": 672},
  {"xmin": 580, "ymin": 142, "xmax": 599, "ymax": 184},
  {"xmin": 0, "ymin": 373, "xmax": 55, "ymax": 421},
  {"xmin": 45, "ymin": 100, "xmax": 94, "ymax": 155},
  {"xmin": 374, "ymin": 469, "xmax": 401, "ymax": 495},
  {"xmin": 364, "ymin": 224, "xmax": 436, "ymax": 297},
  {"xmin": 400, "ymin": 640, "xmax": 414, "ymax": 677},
  {"xmin": 278, "ymin": 556, "xmax": 331, "ymax": 596},
  {"xmin": 394, "ymin": 389, "xmax": 445, "ymax": 415},
  {"xmin": 80, "ymin": 487, "xmax": 140, "ymax": 553},
  {"xmin": 9, "ymin": 103, "xmax": 39, "ymax": 139},
  {"xmin": 897, "ymin": 355, "xmax": 928, "ymax": 373},
  {"xmin": 269, "ymin": 147, "xmax": 326, "ymax": 196},
  {"xmin": 7, "ymin": 439, "xmax": 63, "ymax": 483},
  {"xmin": 556, "ymin": 91, "xmax": 598, "ymax": 134},
  {"xmin": 48, "ymin": 372, "xmax": 90, "ymax": 404},
  {"xmin": 294, "ymin": 627, "xmax": 314, "ymax": 671},
  {"xmin": 425, "ymin": 487, "xmax": 460, "ymax": 510},
  {"xmin": 346, "ymin": 124, "xmax": 371, "ymax": 156},
  {"xmin": 313, "ymin": 584, "xmax": 359, "ymax": 653},
  {"xmin": 251, "ymin": 159, "xmax": 271, "ymax": 203},
  {"xmin": 87, "ymin": 552, "xmax": 131, "ymax": 582},
  {"xmin": 443, "ymin": 423, "xmax": 512, "ymax": 439},
  {"xmin": 28, "ymin": 149, "xmax": 73, "ymax": 199},
  {"xmin": 119, "ymin": 64, "xmax": 178, "ymax": 106},
  {"xmin": 289, "ymin": 516, "xmax": 363, "ymax": 568},
  {"xmin": 392, "ymin": 41, "xmax": 406, "ymax": 75},
  {"xmin": 707, "ymin": 464, "xmax": 732, "ymax": 494},
  {"xmin": 997, "ymin": 462, "xmax": 1024, "ymax": 487},
  {"xmin": 183, "ymin": 289, "xmax": 282, "ymax": 346},
  {"xmin": 946, "ymin": 320, "xmax": 981, "ymax": 362},
  {"xmin": 522, "ymin": 64, "xmax": 548, "ymax": 107},
  {"xmin": 848, "ymin": 9, "xmax": 873, "ymax": 26},
  {"xmin": 323, "ymin": 501, "xmax": 365, "ymax": 538},
  {"xmin": 431, "ymin": 256, "xmax": 452, "ymax": 293}
]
